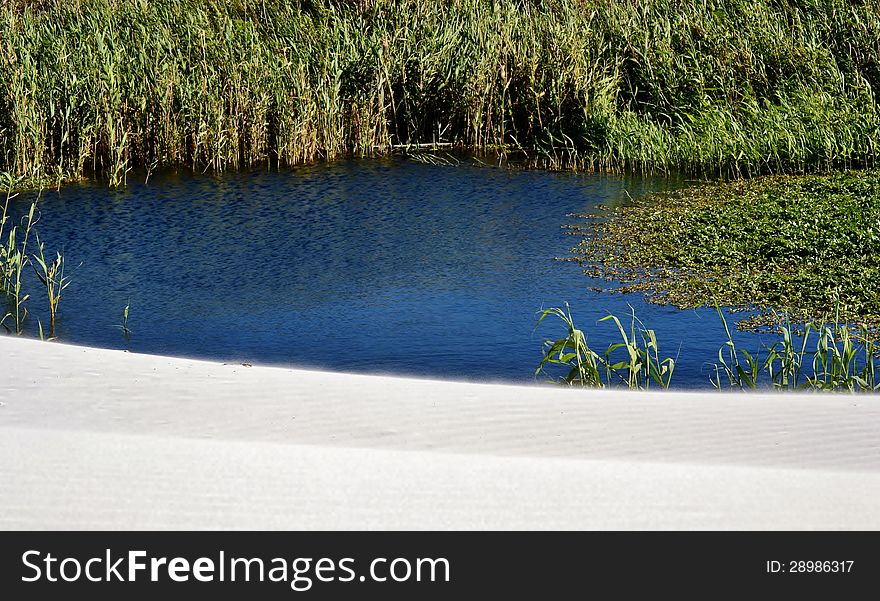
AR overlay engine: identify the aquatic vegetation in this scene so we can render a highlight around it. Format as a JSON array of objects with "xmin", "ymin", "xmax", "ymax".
[
  {"xmin": 1, "ymin": 185, "xmax": 72, "ymax": 338},
  {"xmin": 31, "ymin": 233, "xmax": 72, "ymax": 338},
  {"xmin": 573, "ymin": 171, "xmax": 880, "ymax": 331},
  {"xmin": 0, "ymin": 191, "xmax": 11, "ymax": 296},
  {"xmin": 37, "ymin": 320, "xmax": 55, "ymax": 342},
  {"xmin": 537, "ymin": 304, "xmax": 880, "ymax": 392},
  {"xmin": 536, "ymin": 303, "xmax": 676, "ymax": 390},
  {"xmin": 712, "ymin": 306, "xmax": 880, "ymax": 392},
  {"xmin": 117, "ymin": 299, "xmax": 132, "ymax": 338},
  {"xmin": 0, "ymin": 199, "xmax": 36, "ymax": 335},
  {"xmin": 536, "ymin": 304, "xmax": 604, "ymax": 387},
  {"xmin": 2, "ymin": 0, "xmax": 880, "ymax": 186},
  {"xmin": 0, "ymin": 171, "xmax": 68, "ymax": 194}
]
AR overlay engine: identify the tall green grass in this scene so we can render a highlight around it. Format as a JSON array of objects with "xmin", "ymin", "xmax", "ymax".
[
  {"xmin": 0, "ymin": 187, "xmax": 37, "ymax": 334},
  {"xmin": 1, "ymin": 178, "xmax": 69, "ymax": 337},
  {"xmin": 2, "ymin": 0, "xmax": 880, "ymax": 185},
  {"xmin": 537, "ymin": 304, "xmax": 880, "ymax": 392},
  {"xmin": 31, "ymin": 232, "xmax": 71, "ymax": 338},
  {"xmin": 711, "ymin": 307, "xmax": 880, "ymax": 392},
  {"xmin": 536, "ymin": 303, "xmax": 676, "ymax": 389}
]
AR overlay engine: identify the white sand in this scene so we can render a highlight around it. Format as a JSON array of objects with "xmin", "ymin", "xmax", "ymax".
[{"xmin": 1, "ymin": 336, "xmax": 879, "ymax": 529}]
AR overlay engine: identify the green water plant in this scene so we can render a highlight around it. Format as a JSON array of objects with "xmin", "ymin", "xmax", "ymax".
[
  {"xmin": 31, "ymin": 233, "xmax": 71, "ymax": 338},
  {"xmin": 37, "ymin": 320, "xmax": 55, "ymax": 342},
  {"xmin": 0, "ymin": 187, "xmax": 10, "ymax": 329},
  {"xmin": 0, "ymin": 200, "xmax": 36, "ymax": 335},
  {"xmin": 574, "ymin": 171, "xmax": 880, "ymax": 332},
  {"xmin": 1, "ymin": 187, "xmax": 74, "ymax": 338},
  {"xmin": 535, "ymin": 304, "xmax": 603, "ymax": 387},
  {"xmin": 712, "ymin": 306, "xmax": 880, "ymax": 392},
  {"xmin": 599, "ymin": 309, "xmax": 676, "ymax": 389},
  {"xmin": 710, "ymin": 305, "xmax": 763, "ymax": 390},
  {"xmin": 537, "ymin": 303, "xmax": 880, "ymax": 393},
  {"xmin": 536, "ymin": 303, "xmax": 676, "ymax": 390},
  {"xmin": 117, "ymin": 299, "xmax": 132, "ymax": 337},
  {"xmin": 0, "ymin": 179, "xmax": 18, "ymax": 295}
]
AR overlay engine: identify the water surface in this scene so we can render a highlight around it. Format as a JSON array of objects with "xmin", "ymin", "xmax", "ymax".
[{"xmin": 8, "ymin": 159, "xmax": 764, "ymax": 386}]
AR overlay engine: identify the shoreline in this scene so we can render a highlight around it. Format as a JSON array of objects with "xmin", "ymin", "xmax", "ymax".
[{"xmin": 2, "ymin": 336, "xmax": 879, "ymax": 529}]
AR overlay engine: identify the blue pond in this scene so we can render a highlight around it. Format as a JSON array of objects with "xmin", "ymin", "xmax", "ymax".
[{"xmin": 7, "ymin": 158, "xmax": 766, "ymax": 387}]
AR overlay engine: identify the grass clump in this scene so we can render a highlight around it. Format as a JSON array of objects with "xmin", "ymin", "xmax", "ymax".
[
  {"xmin": 0, "ymin": 192, "xmax": 37, "ymax": 334},
  {"xmin": 573, "ymin": 170, "xmax": 880, "ymax": 331},
  {"xmin": 3, "ymin": 0, "xmax": 880, "ymax": 185},
  {"xmin": 31, "ymin": 233, "xmax": 72, "ymax": 338},
  {"xmin": 537, "ymin": 304, "xmax": 880, "ymax": 392},
  {"xmin": 536, "ymin": 303, "xmax": 676, "ymax": 389},
  {"xmin": 1, "ymin": 181, "xmax": 72, "ymax": 337},
  {"xmin": 711, "ymin": 307, "xmax": 880, "ymax": 392}
]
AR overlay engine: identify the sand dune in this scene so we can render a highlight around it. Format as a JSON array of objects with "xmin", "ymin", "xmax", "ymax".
[{"xmin": 1, "ymin": 336, "xmax": 879, "ymax": 529}]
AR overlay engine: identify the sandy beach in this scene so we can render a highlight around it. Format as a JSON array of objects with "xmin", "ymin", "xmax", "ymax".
[{"xmin": 2, "ymin": 336, "xmax": 879, "ymax": 530}]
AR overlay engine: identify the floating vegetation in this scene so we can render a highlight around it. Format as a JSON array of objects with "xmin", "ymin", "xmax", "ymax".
[
  {"xmin": 2, "ymin": 0, "xmax": 880, "ymax": 187},
  {"xmin": 573, "ymin": 171, "xmax": 880, "ymax": 331},
  {"xmin": 536, "ymin": 304, "xmax": 880, "ymax": 392}
]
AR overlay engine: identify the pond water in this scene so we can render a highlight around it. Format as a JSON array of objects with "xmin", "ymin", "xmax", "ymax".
[{"xmin": 6, "ymin": 158, "xmax": 767, "ymax": 387}]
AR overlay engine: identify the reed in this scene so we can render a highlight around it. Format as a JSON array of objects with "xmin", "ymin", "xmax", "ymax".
[
  {"xmin": 0, "ymin": 200, "xmax": 36, "ymax": 335},
  {"xmin": 537, "ymin": 303, "xmax": 880, "ymax": 392},
  {"xmin": 2, "ymin": 184, "xmax": 71, "ymax": 338},
  {"xmin": 2, "ymin": 0, "xmax": 880, "ymax": 185},
  {"xmin": 712, "ymin": 306, "xmax": 880, "ymax": 392},
  {"xmin": 117, "ymin": 299, "xmax": 132, "ymax": 338},
  {"xmin": 0, "ymin": 191, "xmax": 10, "ymax": 330},
  {"xmin": 0, "ymin": 188, "xmax": 11, "ymax": 296},
  {"xmin": 598, "ymin": 309, "xmax": 676, "ymax": 389},
  {"xmin": 535, "ymin": 304, "xmax": 604, "ymax": 387},
  {"xmin": 536, "ymin": 303, "xmax": 676, "ymax": 390},
  {"xmin": 31, "ymin": 233, "xmax": 71, "ymax": 338}
]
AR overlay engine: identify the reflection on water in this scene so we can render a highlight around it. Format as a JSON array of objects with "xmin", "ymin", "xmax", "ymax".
[{"xmin": 7, "ymin": 158, "xmax": 764, "ymax": 386}]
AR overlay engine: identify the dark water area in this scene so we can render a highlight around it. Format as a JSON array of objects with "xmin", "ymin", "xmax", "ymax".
[{"xmin": 6, "ymin": 158, "xmax": 766, "ymax": 387}]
